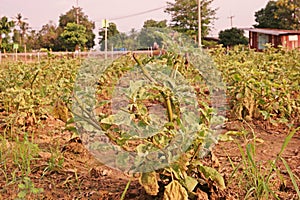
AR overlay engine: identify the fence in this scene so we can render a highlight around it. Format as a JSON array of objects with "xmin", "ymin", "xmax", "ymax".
[{"xmin": 0, "ymin": 49, "xmax": 161, "ymax": 63}]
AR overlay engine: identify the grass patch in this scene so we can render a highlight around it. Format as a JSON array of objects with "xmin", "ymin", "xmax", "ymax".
[{"xmin": 228, "ymin": 126, "xmax": 300, "ymax": 199}]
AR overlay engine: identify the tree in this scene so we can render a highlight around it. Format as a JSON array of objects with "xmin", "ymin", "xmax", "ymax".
[
  {"xmin": 124, "ymin": 28, "xmax": 139, "ymax": 50},
  {"xmin": 135, "ymin": 20, "xmax": 169, "ymax": 49},
  {"xmin": 26, "ymin": 30, "xmax": 40, "ymax": 50},
  {"xmin": 110, "ymin": 28, "xmax": 140, "ymax": 51},
  {"xmin": 12, "ymin": 29, "xmax": 21, "ymax": 46},
  {"xmin": 128, "ymin": 28, "xmax": 138, "ymax": 40},
  {"xmin": 58, "ymin": 7, "xmax": 95, "ymax": 49},
  {"xmin": 254, "ymin": 0, "xmax": 300, "ymax": 29},
  {"xmin": 143, "ymin": 19, "xmax": 167, "ymax": 28},
  {"xmin": 218, "ymin": 28, "xmax": 248, "ymax": 47},
  {"xmin": 60, "ymin": 22, "xmax": 88, "ymax": 51},
  {"xmin": 254, "ymin": 1, "xmax": 286, "ymax": 29},
  {"xmin": 38, "ymin": 21, "xmax": 60, "ymax": 50},
  {"xmin": 276, "ymin": 0, "xmax": 300, "ymax": 29},
  {"xmin": 98, "ymin": 22, "xmax": 119, "ymax": 50},
  {"xmin": 165, "ymin": 0, "xmax": 217, "ymax": 40},
  {"xmin": 14, "ymin": 13, "xmax": 29, "ymax": 47},
  {"xmin": 0, "ymin": 16, "xmax": 15, "ymax": 51}
]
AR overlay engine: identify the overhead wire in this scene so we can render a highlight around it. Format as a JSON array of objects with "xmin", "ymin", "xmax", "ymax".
[{"xmin": 95, "ymin": 5, "xmax": 167, "ymax": 22}]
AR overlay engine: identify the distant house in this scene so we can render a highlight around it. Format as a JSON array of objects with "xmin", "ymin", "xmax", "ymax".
[
  {"xmin": 203, "ymin": 36, "xmax": 220, "ymax": 48},
  {"xmin": 204, "ymin": 36, "xmax": 220, "ymax": 43},
  {"xmin": 245, "ymin": 28, "xmax": 300, "ymax": 51}
]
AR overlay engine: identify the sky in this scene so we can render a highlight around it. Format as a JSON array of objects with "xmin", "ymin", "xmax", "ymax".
[{"xmin": 0, "ymin": 0, "xmax": 270, "ymax": 37}]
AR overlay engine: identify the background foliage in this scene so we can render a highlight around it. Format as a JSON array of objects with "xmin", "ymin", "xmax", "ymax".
[
  {"xmin": 254, "ymin": 0, "xmax": 300, "ymax": 29},
  {"xmin": 218, "ymin": 27, "xmax": 248, "ymax": 47},
  {"xmin": 165, "ymin": 0, "xmax": 217, "ymax": 40}
]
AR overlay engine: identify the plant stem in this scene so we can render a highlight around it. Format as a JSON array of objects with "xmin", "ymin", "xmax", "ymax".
[
  {"xmin": 120, "ymin": 179, "xmax": 131, "ymax": 200},
  {"xmin": 166, "ymin": 96, "xmax": 173, "ymax": 122},
  {"xmin": 132, "ymin": 53, "xmax": 157, "ymax": 84},
  {"xmin": 133, "ymin": 53, "xmax": 174, "ymax": 122}
]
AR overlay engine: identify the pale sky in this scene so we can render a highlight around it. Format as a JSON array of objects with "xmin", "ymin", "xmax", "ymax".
[{"xmin": 0, "ymin": 0, "xmax": 269, "ymax": 36}]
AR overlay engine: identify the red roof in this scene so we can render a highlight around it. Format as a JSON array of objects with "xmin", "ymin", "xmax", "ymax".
[{"xmin": 244, "ymin": 28, "xmax": 300, "ymax": 36}]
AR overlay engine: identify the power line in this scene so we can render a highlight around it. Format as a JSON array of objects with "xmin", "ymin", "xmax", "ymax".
[{"xmin": 96, "ymin": 6, "xmax": 167, "ymax": 22}]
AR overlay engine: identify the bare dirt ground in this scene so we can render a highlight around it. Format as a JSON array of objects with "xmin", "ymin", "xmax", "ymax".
[{"xmin": 0, "ymin": 115, "xmax": 299, "ymax": 200}]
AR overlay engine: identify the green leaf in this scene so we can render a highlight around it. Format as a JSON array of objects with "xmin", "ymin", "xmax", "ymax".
[
  {"xmin": 64, "ymin": 126, "xmax": 78, "ymax": 134},
  {"xmin": 218, "ymin": 134, "xmax": 234, "ymax": 142},
  {"xmin": 184, "ymin": 176, "xmax": 198, "ymax": 192},
  {"xmin": 198, "ymin": 164, "xmax": 226, "ymax": 190},
  {"xmin": 280, "ymin": 157, "xmax": 300, "ymax": 197},
  {"xmin": 136, "ymin": 144, "xmax": 149, "ymax": 157},
  {"xmin": 278, "ymin": 127, "xmax": 300, "ymax": 157},
  {"xmin": 139, "ymin": 172, "xmax": 159, "ymax": 196},
  {"xmin": 163, "ymin": 180, "xmax": 188, "ymax": 200},
  {"xmin": 260, "ymin": 110, "xmax": 271, "ymax": 120},
  {"xmin": 18, "ymin": 190, "xmax": 27, "ymax": 198},
  {"xmin": 18, "ymin": 183, "xmax": 26, "ymax": 190},
  {"xmin": 224, "ymin": 130, "xmax": 246, "ymax": 137},
  {"xmin": 168, "ymin": 166, "xmax": 183, "ymax": 180},
  {"xmin": 100, "ymin": 111, "xmax": 132, "ymax": 126},
  {"xmin": 31, "ymin": 187, "xmax": 43, "ymax": 194},
  {"xmin": 233, "ymin": 73, "xmax": 241, "ymax": 81},
  {"xmin": 66, "ymin": 117, "xmax": 75, "ymax": 124}
]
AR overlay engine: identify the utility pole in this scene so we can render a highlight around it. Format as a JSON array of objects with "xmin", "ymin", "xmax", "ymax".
[
  {"xmin": 198, "ymin": 0, "xmax": 202, "ymax": 47},
  {"xmin": 75, "ymin": 0, "xmax": 79, "ymax": 54},
  {"xmin": 76, "ymin": 0, "xmax": 79, "ymax": 24},
  {"xmin": 228, "ymin": 15, "xmax": 234, "ymax": 28},
  {"xmin": 105, "ymin": 23, "xmax": 107, "ymax": 59},
  {"xmin": 102, "ymin": 19, "xmax": 108, "ymax": 59}
]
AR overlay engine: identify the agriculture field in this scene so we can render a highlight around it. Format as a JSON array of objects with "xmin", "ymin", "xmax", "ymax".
[{"xmin": 0, "ymin": 46, "xmax": 299, "ymax": 199}]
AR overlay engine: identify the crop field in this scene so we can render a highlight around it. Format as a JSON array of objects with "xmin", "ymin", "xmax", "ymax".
[{"xmin": 0, "ymin": 46, "xmax": 299, "ymax": 199}]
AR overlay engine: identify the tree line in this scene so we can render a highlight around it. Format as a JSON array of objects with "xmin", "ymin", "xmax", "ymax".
[
  {"xmin": 0, "ymin": 7, "xmax": 95, "ymax": 52},
  {"xmin": 0, "ymin": 0, "xmax": 299, "ymax": 52}
]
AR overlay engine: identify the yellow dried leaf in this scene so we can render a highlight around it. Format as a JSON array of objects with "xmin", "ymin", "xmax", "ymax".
[
  {"xmin": 163, "ymin": 180, "xmax": 188, "ymax": 200},
  {"xmin": 185, "ymin": 176, "xmax": 198, "ymax": 192},
  {"xmin": 139, "ymin": 172, "xmax": 159, "ymax": 196},
  {"xmin": 198, "ymin": 164, "xmax": 226, "ymax": 190},
  {"xmin": 53, "ymin": 99, "xmax": 68, "ymax": 123}
]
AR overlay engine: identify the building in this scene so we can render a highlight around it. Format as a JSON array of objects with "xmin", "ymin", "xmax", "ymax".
[{"xmin": 245, "ymin": 28, "xmax": 300, "ymax": 51}]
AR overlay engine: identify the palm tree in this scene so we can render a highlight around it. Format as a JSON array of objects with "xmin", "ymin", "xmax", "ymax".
[
  {"xmin": 0, "ymin": 16, "xmax": 15, "ymax": 50},
  {"xmin": 14, "ymin": 13, "xmax": 29, "ymax": 46}
]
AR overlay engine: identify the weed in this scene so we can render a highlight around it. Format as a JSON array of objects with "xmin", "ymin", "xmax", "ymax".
[
  {"xmin": 12, "ymin": 132, "xmax": 40, "ymax": 177},
  {"xmin": 229, "ymin": 126, "xmax": 300, "ymax": 199},
  {"xmin": 16, "ymin": 176, "xmax": 44, "ymax": 199},
  {"xmin": 277, "ymin": 127, "xmax": 300, "ymax": 198},
  {"xmin": 42, "ymin": 146, "xmax": 64, "ymax": 177},
  {"xmin": 240, "ymin": 143, "xmax": 279, "ymax": 199}
]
